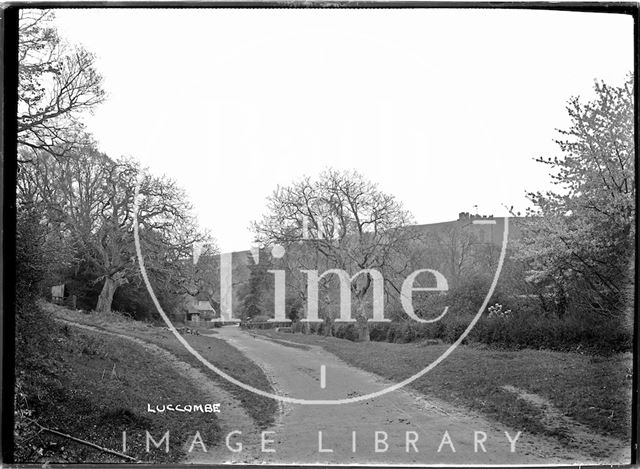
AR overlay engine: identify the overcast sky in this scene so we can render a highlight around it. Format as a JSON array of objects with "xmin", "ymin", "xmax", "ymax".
[{"xmin": 51, "ymin": 8, "xmax": 633, "ymax": 253}]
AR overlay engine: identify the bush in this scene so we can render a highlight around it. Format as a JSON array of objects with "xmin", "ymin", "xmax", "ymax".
[
  {"xmin": 385, "ymin": 323, "xmax": 399, "ymax": 342},
  {"xmin": 368, "ymin": 323, "xmax": 391, "ymax": 342},
  {"xmin": 347, "ymin": 295, "xmax": 631, "ymax": 355},
  {"xmin": 333, "ymin": 323, "xmax": 359, "ymax": 341},
  {"xmin": 395, "ymin": 322, "xmax": 416, "ymax": 343},
  {"xmin": 274, "ymin": 288, "xmax": 628, "ymax": 354},
  {"xmin": 16, "ymin": 208, "xmax": 47, "ymax": 309},
  {"xmin": 15, "ymin": 207, "xmax": 59, "ymax": 369},
  {"xmin": 470, "ymin": 307, "xmax": 632, "ymax": 354},
  {"xmin": 249, "ymin": 314, "xmax": 272, "ymax": 323},
  {"xmin": 446, "ymin": 274, "xmax": 496, "ymax": 313}
]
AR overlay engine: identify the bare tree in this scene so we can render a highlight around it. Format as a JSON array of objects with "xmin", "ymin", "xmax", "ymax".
[
  {"xmin": 253, "ymin": 169, "xmax": 414, "ymax": 341},
  {"xmin": 18, "ymin": 10, "xmax": 104, "ymax": 160},
  {"xmin": 435, "ymin": 222, "xmax": 478, "ymax": 287},
  {"xmin": 18, "ymin": 146, "xmax": 211, "ymax": 313}
]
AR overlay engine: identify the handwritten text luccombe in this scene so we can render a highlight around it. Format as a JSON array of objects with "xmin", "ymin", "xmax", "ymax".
[{"xmin": 147, "ymin": 403, "xmax": 220, "ymax": 413}]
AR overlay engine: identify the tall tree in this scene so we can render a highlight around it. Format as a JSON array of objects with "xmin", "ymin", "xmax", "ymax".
[
  {"xmin": 253, "ymin": 169, "xmax": 414, "ymax": 340},
  {"xmin": 18, "ymin": 146, "xmax": 210, "ymax": 313},
  {"xmin": 18, "ymin": 9, "xmax": 104, "ymax": 160},
  {"xmin": 238, "ymin": 251, "xmax": 272, "ymax": 321},
  {"xmin": 435, "ymin": 222, "xmax": 478, "ymax": 287},
  {"xmin": 518, "ymin": 75, "xmax": 634, "ymax": 318}
]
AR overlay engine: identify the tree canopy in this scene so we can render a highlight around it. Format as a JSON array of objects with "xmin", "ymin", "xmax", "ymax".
[
  {"xmin": 518, "ymin": 75, "xmax": 634, "ymax": 318},
  {"xmin": 16, "ymin": 10, "xmax": 213, "ymax": 315},
  {"xmin": 18, "ymin": 146, "xmax": 213, "ymax": 313},
  {"xmin": 253, "ymin": 168, "xmax": 415, "ymax": 339},
  {"xmin": 18, "ymin": 10, "xmax": 104, "ymax": 159}
]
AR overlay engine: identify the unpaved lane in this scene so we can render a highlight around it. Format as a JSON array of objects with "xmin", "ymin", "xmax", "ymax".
[{"xmin": 210, "ymin": 326, "xmax": 617, "ymax": 465}]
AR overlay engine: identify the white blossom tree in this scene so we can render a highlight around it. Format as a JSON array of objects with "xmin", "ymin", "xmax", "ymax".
[{"xmin": 518, "ymin": 75, "xmax": 634, "ymax": 318}]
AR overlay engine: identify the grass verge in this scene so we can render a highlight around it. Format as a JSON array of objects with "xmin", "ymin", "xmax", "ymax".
[
  {"xmin": 15, "ymin": 319, "xmax": 221, "ymax": 463},
  {"xmin": 252, "ymin": 329, "xmax": 632, "ymax": 444},
  {"xmin": 49, "ymin": 304, "xmax": 278, "ymax": 429}
]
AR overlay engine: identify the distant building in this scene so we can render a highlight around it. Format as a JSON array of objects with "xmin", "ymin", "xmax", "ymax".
[
  {"xmin": 219, "ymin": 213, "xmax": 526, "ymax": 320},
  {"xmin": 186, "ymin": 292, "xmax": 217, "ymax": 322},
  {"xmin": 458, "ymin": 211, "xmax": 495, "ymax": 220}
]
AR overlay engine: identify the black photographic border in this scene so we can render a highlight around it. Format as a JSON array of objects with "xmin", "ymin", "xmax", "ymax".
[{"xmin": 1, "ymin": 2, "xmax": 638, "ymax": 467}]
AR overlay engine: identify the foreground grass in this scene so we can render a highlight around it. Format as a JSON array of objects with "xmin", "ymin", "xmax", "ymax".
[
  {"xmin": 253, "ymin": 329, "xmax": 632, "ymax": 444},
  {"xmin": 16, "ymin": 319, "xmax": 221, "ymax": 463},
  {"xmin": 50, "ymin": 304, "xmax": 278, "ymax": 429}
]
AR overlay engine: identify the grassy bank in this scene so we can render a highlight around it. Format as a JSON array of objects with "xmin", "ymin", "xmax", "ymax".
[
  {"xmin": 49, "ymin": 304, "xmax": 278, "ymax": 429},
  {"xmin": 15, "ymin": 316, "xmax": 221, "ymax": 463},
  {"xmin": 253, "ymin": 329, "xmax": 632, "ymax": 445}
]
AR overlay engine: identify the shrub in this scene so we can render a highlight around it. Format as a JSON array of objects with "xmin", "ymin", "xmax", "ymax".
[
  {"xmin": 368, "ymin": 323, "xmax": 391, "ymax": 342},
  {"xmin": 342, "ymin": 289, "xmax": 631, "ymax": 354},
  {"xmin": 333, "ymin": 323, "xmax": 359, "ymax": 342},
  {"xmin": 446, "ymin": 274, "xmax": 494, "ymax": 313},
  {"xmin": 471, "ymin": 308, "xmax": 632, "ymax": 354},
  {"xmin": 394, "ymin": 322, "xmax": 416, "ymax": 343},
  {"xmin": 305, "ymin": 322, "xmax": 321, "ymax": 335},
  {"xmin": 385, "ymin": 323, "xmax": 400, "ymax": 342},
  {"xmin": 15, "ymin": 207, "xmax": 59, "ymax": 369},
  {"xmin": 487, "ymin": 303, "xmax": 512, "ymax": 320}
]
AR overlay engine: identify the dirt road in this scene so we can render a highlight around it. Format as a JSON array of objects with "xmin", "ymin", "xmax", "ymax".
[
  {"xmin": 206, "ymin": 326, "xmax": 600, "ymax": 465},
  {"xmin": 55, "ymin": 314, "xmax": 625, "ymax": 465}
]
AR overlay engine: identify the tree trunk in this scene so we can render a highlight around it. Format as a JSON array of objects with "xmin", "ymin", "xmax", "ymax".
[
  {"xmin": 96, "ymin": 272, "xmax": 128, "ymax": 313},
  {"xmin": 357, "ymin": 317, "xmax": 370, "ymax": 342},
  {"xmin": 355, "ymin": 300, "xmax": 370, "ymax": 342},
  {"xmin": 554, "ymin": 284, "xmax": 567, "ymax": 318},
  {"xmin": 323, "ymin": 316, "xmax": 334, "ymax": 337},
  {"xmin": 300, "ymin": 303, "xmax": 311, "ymax": 334},
  {"xmin": 96, "ymin": 277, "xmax": 117, "ymax": 313}
]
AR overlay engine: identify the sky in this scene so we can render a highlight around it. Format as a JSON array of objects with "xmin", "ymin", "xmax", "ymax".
[{"xmin": 50, "ymin": 8, "xmax": 634, "ymax": 252}]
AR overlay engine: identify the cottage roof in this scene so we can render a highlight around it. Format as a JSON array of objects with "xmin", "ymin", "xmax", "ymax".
[{"xmin": 195, "ymin": 300, "xmax": 214, "ymax": 311}]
